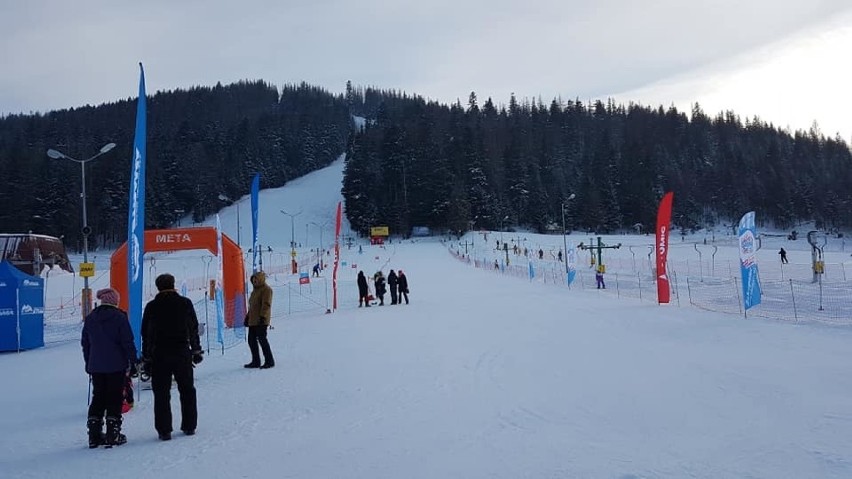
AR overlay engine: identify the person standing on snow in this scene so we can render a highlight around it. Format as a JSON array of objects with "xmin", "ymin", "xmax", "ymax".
[
  {"xmin": 243, "ymin": 271, "xmax": 275, "ymax": 369},
  {"xmin": 779, "ymin": 248, "xmax": 789, "ymax": 264},
  {"xmin": 357, "ymin": 271, "xmax": 370, "ymax": 307},
  {"xmin": 141, "ymin": 274, "xmax": 204, "ymax": 441},
  {"xmin": 397, "ymin": 270, "xmax": 410, "ymax": 304},
  {"xmin": 81, "ymin": 288, "xmax": 137, "ymax": 448},
  {"xmin": 374, "ymin": 271, "xmax": 387, "ymax": 306},
  {"xmin": 388, "ymin": 269, "xmax": 399, "ymax": 305}
]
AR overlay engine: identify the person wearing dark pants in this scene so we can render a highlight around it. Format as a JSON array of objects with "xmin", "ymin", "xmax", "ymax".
[
  {"xmin": 151, "ymin": 352, "xmax": 197, "ymax": 438},
  {"xmin": 397, "ymin": 270, "xmax": 410, "ymax": 304},
  {"xmin": 142, "ymin": 274, "xmax": 204, "ymax": 441},
  {"xmin": 81, "ymin": 288, "xmax": 137, "ymax": 448},
  {"xmin": 244, "ymin": 271, "xmax": 275, "ymax": 369},
  {"xmin": 388, "ymin": 270, "xmax": 399, "ymax": 305}
]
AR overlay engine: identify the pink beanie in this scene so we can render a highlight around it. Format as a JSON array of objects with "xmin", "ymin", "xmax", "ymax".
[{"xmin": 96, "ymin": 288, "xmax": 120, "ymax": 306}]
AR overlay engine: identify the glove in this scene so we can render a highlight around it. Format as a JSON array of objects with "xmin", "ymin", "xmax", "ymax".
[
  {"xmin": 259, "ymin": 317, "xmax": 267, "ymax": 326},
  {"xmin": 192, "ymin": 351, "xmax": 204, "ymax": 365},
  {"xmin": 139, "ymin": 357, "xmax": 152, "ymax": 381},
  {"xmin": 243, "ymin": 314, "xmax": 249, "ymax": 328}
]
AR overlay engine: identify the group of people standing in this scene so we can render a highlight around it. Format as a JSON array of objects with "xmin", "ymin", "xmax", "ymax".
[
  {"xmin": 81, "ymin": 273, "xmax": 204, "ymax": 448},
  {"xmin": 357, "ymin": 269, "xmax": 409, "ymax": 306}
]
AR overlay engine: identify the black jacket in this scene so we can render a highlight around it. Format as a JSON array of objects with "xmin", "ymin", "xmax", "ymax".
[
  {"xmin": 81, "ymin": 305, "xmax": 137, "ymax": 374},
  {"xmin": 397, "ymin": 274, "xmax": 409, "ymax": 294},
  {"xmin": 141, "ymin": 290, "xmax": 201, "ymax": 358},
  {"xmin": 375, "ymin": 276, "xmax": 386, "ymax": 296},
  {"xmin": 388, "ymin": 271, "xmax": 398, "ymax": 288},
  {"xmin": 357, "ymin": 272, "xmax": 369, "ymax": 296}
]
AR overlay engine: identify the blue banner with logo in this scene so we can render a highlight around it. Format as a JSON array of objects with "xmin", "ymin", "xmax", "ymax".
[
  {"xmin": 127, "ymin": 63, "xmax": 147, "ymax": 354},
  {"xmin": 0, "ymin": 261, "xmax": 44, "ymax": 351},
  {"xmin": 215, "ymin": 215, "xmax": 225, "ymax": 344},
  {"xmin": 738, "ymin": 211, "xmax": 762, "ymax": 311},
  {"xmin": 566, "ymin": 248, "xmax": 577, "ymax": 286},
  {"xmin": 251, "ymin": 173, "xmax": 260, "ymax": 273}
]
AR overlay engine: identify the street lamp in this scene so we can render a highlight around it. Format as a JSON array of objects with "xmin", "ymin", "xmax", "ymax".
[
  {"xmin": 561, "ymin": 193, "xmax": 576, "ymax": 274},
  {"xmin": 217, "ymin": 194, "xmax": 241, "ymax": 247},
  {"xmin": 280, "ymin": 209, "xmax": 302, "ymax": 273},
  {"xmin": 499, "ymin": 215, "xmax": 509, "ymax": 243},
  {"xmin": 311, "ymin": 220, "xmax": 330, "ymax": 269},
  {"xmin": 47, "ymin": 142, "xmax": 116, "ymax": 318},
  {"xmin": 174, "ymin": 209, "xmax": 185, "ymax": 227}
]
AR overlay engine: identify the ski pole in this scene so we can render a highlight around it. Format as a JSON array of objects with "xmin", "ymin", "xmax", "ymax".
[{"xmin": 87, "ymin": 374, "xmax": 92, "ymax": 406}]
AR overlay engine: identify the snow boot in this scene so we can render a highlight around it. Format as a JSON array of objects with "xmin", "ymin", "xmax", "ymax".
[
  {"xmin": 104, "ymin": 416, "xmax": 127, "ymax": 448},
  {"xmin": 87, "ymin": 416, "xmax": 104, "ymax": 449}
]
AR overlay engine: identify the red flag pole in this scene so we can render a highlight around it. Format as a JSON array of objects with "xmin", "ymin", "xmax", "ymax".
[
  {"xmin": 655, "ymin": 192, "xmax": 674, "ymax": 304},
  {"xmin": 332, "ymin": 202, "xmax": 342, "ymax": 310}
]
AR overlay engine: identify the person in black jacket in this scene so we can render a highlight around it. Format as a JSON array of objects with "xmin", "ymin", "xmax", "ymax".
[
  {"xmin": 387, "ymin": 270, "xmax": 399, "ymax": 305},
  {"xmin": 374, "ymin": 271, "xmax": 386, "ymax": 306},
  {"xmin": 82, "ymin": 288, "xmax": 137, "ymax": 448},
  {"xmin": 141, "ymin": 274, "xmax": 204, "ymax": 441},
  {"xmin": 397, "ymin": 270, "xmax": 409, "ymax": 305},
  {"xmin": 357, "ymin": 271, "xmax": 370, "ymax": 307}
]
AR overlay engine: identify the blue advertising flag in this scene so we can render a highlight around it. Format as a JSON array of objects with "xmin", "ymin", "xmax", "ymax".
[
  {"xmin": 738, "ymin": 211, "xmax": 762, "ymax": 311},
  {"xmin": 528, "ymin": 261, "xmax": 535, "ymax": 280},
  {"xmin": 215, "ymin": 215, "xmax": 225, "ymax": 345},
  {"xmin": 127, "ymin": 63, "xmax": 146, "ymax": 354},
  {"xmin": 251, "ymin": 173, "xmax": 260, "ymax": 273}
]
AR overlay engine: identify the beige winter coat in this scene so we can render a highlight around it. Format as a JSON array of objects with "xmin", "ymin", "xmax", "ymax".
[{"xmin": 247, "ymin": 272, "xmax": 273, "ymax": 326}]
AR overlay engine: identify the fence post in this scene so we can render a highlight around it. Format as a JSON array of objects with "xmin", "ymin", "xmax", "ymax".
[
  {"xmin": 637, "ymin": 273, "xmax": 642, "ymax": 301},
  {"xmin": 733, "ymin": 276, "xmax": 743, "ymax": 316},
  {"xmin": 789, "ymin": 279, "xmax": 798, "ymax": 323},
  {"xmin": 686, "ymin": 276, "xmax": 692, "ymax": 306},
  {"xmin": 673, "ymin": 271, "xmax": 680, "ymax": 307},
  {"xmin": 615, "ymin": 273, "xmax": 620, "ymax": 297}
]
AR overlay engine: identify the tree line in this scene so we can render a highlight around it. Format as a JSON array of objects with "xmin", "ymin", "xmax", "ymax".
[
  {"xmin": 343, "ymin": 91, "xmax": 852, "ymax": 237},
  {"xmin": 2, "ymin": 80, "xmax": 849, "ymax": 254},
  {"xmin": 0, "ymin": 81, "xmax": 350, "ymax": 252}
]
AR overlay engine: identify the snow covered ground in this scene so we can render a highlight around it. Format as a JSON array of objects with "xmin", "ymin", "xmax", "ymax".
[{"xmin": 2, "ymin": 157, "xmax": 852, "ymax": 478}]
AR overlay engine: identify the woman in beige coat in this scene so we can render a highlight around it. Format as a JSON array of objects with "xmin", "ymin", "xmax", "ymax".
[{"xmin": 244, "ymin": 272, "xmax": 274, "ymax": 369}]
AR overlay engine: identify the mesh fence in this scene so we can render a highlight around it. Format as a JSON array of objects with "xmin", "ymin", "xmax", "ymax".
[{"xmin": 450, "ymin": 246, "xmax": 852, "ymax": 326}]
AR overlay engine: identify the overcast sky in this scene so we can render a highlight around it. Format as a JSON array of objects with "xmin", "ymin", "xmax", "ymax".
[{"xmin": 2, "ymin": 0, "xmax": 851, "ymax": 136}]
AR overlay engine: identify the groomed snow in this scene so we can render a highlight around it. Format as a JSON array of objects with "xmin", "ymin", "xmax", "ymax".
[{"xmin": 2, "ymin": 157, "xmax": 851, "ymax": 479}]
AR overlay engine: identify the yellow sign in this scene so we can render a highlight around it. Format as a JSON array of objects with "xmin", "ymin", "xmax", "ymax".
[
  {"xmin": 370, "ymin": 226, "xmax": 389, "ymax": 236},
  {"xmin": 79, "ymin": 262, "xmax": 95, "ymax": 277}
]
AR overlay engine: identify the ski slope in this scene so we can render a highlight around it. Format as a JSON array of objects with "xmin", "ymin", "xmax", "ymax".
[{"xmin": 2, "ymin": 158, "xmax": 852, "ymax": 478}]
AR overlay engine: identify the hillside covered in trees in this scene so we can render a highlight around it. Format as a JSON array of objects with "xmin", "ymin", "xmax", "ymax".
[
  {"xmin": 1, "ymin": 79, "xmax": 850, "ymax": 252},
  {"xmin": 343, "ymin": 91, "xmax": 852, "ymax": 237},
  {"xmin": 0, "ymin": 81, "xmax": 350, "ymax": 251}
]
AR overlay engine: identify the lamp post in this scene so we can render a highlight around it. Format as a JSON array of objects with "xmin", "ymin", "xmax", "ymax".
[
  {"xmin": 280, "ymin": 209, "xmax": 302, "ymax": 273},
  {"xmin": 47, "ymin": 142, "xmax": 116, "ymax": 318},
  {"xmin": 561, "ymin": 193, "xmax": 576, "ymax": 274},
  {"xmin": 311, "ymin": 220, "xmax": 330, "ymax": 269},
  {"xmin": 217, "ymin": 194, "xmax": 241, "ymax": 247},
  {"xmin": 500, "ymin": 215, "xmax": 509, "ymax": 243}
]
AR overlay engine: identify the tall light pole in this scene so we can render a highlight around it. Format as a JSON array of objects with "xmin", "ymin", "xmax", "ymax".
[
  {"xmin": 561, "ymin": 193, "xmax": 576, "ymax": 274},
  {"xmin": 217, "ymin": 194, "xmax": 241, "ymax": 247},
  {"xmin": 311, "ymin": 220, "xmax": 329, "ymax": 268},
  {"xmin": 174, "ymin": 209, "xmax": 185, "ymax": 227},
  {"xmin": 280, "ymin": 209, "xmax": 302, "ymax": 273},
  {"xmin": 47, "ymin": 142, "xmax": 116, "ymax": 318},
  {"xmin": 500, "ymin": 215, "xmax": 509, "ymax": 243}
]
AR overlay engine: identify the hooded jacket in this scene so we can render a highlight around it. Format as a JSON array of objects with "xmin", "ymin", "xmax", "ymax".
[
  {"xmin": 357, "ymin": 271, "xmax": 369, "ymax": 296},
  {"xmin": 81, "ymin": 304, "xmax": 137, "ymax": 374},
  {"xmin": 247, "ymin": 271, "xmax": 273, "ymax": 326}
]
